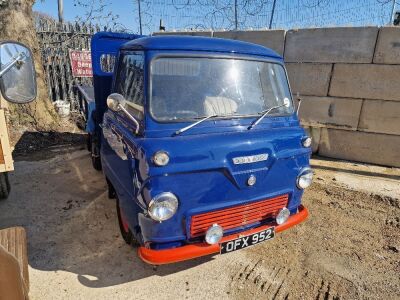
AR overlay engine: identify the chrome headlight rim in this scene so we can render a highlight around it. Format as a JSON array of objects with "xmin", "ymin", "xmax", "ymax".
[
  {"xmin": 148, "ymin": 192, "xmax": 179, "ymax": 222},
  {"xmin": 296, "ymin": 167, "xmax": 314, "ymax": 189}
]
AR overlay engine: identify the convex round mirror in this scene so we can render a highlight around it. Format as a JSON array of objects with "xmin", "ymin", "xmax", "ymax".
[
  {"xmin": 107, "ymin": 93, "xmax": 126, "ymax": 111},
  {"xmin": 0, "ymin": 41, "xmax": 37, "ymax": 104}
]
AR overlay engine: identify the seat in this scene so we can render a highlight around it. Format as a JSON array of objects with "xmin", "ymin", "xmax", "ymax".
[{"xmin": 204, "ymin": 96, "xmax": 238, "ymax": 116}]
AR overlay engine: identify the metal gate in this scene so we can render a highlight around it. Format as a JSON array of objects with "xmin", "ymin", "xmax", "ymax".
[{"xmin": 35, "ymin": 19, "xmax": 106, "ymax": 110}]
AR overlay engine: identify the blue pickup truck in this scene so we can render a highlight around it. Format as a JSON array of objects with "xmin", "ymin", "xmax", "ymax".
[{"xmin": 77, "ymin": 32, "xmax": 312, "ymax": 265}]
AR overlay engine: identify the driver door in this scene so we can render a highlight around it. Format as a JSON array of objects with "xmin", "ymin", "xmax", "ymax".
[{"xmin": 101, "ymin": 51, "xmax": 144, "ymax": 205}]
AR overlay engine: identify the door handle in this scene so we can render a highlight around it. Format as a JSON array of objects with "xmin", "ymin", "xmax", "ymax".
[
  {"xmin": 116, "ymin": 131, "xmax": 123, "ymax": 142},
  {"xmin": 110, "ymin": 124, "xmax": 123, "ymax": 142}
]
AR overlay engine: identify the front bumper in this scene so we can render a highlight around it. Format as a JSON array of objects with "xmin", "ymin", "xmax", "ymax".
[{"xmin": 138, "ymin": 204, "xmax": 309, "ymax": 265}]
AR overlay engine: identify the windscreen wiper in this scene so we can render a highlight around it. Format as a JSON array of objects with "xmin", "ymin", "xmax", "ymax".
[
  {"xmin": 175, "ymin": 114, "xmax": 218, "ymax": 136},
  {"xmin": 248, "ymin": 98, "xmax": 290, "ymax": 130}
]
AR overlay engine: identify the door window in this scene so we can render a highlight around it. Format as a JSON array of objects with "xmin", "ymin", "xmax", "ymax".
[{"xmin": 114, "ymin": 51, "xmax": 145, "ymax": 119}]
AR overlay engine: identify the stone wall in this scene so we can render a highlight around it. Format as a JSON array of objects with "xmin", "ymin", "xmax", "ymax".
[{"xmin": 154, "ymin": 27, "xmax": 400, "ymax": 167}]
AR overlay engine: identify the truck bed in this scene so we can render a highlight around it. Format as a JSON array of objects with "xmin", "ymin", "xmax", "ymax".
[{"xmin": 75, "ymin": 85, "xmax": 96, "ymax": 133}]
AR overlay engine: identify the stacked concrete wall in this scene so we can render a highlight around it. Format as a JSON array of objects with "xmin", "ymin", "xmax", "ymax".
[{"xmin": 154, "ymin": 27, "xmax": 400, "ymax": 167}]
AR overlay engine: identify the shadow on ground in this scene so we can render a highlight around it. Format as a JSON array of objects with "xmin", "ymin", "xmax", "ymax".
[
  {"xmin": 13, "ymin": 131, "xmax": 87, "ymax": 161},
  {"xmin": 0, "ymin": 135, "xmax": 212, "ymax": 288},
  {"xmin": 311, "ymin": 155, "xmax": 400, "ymax": 181}
]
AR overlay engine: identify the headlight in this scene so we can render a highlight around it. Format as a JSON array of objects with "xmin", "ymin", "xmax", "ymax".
[
  {"xmin": 302, "ymin": 136, "xmax": 312, "ymax": 148},
  {"xmin": 205, "ymin": 224, "xmax": 224, "ymax": 245},
  {"xmin": 276, "ymin": 207, "xmax": 290, "ymax": 225},
  {"xmin": 148, "ymin": 192, "xmax": 178, "ymax": 221},
  {"xmin": 152, "ymin": 151, "xmax": 169, "ymax": 166},
  {"xmin": 297, "ymin": 168, "xmax": 313, "ymax": 189}
]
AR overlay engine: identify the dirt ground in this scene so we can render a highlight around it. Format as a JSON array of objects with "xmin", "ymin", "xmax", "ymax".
[{"xmin": 0, "ymin": 137, "xmax": 399, "ymax": 300}]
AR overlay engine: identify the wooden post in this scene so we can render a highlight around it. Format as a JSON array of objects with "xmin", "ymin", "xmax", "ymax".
[{"xmin": 0, "ymin": 94, "xmax": 14, "ymax": 172}]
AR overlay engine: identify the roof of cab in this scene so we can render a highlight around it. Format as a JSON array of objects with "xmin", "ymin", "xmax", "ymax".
[{"xmin": 120, "ymin": 35, "xmax": 281, "ymax": 59}]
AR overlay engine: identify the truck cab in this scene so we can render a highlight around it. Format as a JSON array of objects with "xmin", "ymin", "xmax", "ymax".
[{"xmin": 88, "ymin": 33, "xmax": 312, "ymax": 265}]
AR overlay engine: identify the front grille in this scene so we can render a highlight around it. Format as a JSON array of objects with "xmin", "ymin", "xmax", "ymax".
[{"xmin": 190, "ymin": 194, "xmax": 289, "ymax": 238}]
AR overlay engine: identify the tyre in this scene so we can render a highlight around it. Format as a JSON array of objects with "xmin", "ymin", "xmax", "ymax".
[
  {"xmin": 116, "ymin": 197, "xmax": 138, "ymax": 245},
  {"xmin": 0, "ymin": 172, "xmax": 11, "ymax": 200},
  {"xmin": 91, "ymin": 141, "xmax": 102, "ymax": 171},
  {"xmin": 86, "ymin": 134, "xmax": 92, "ymax": 152},
  {"xmin": 106, "ymin": 178, "xmax": 116, "ymax": 199}
]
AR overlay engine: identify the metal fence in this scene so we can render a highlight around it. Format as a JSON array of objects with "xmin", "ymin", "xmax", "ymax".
[
  {"xmin": 35, "ymin": 18, "xmax": 103, "ymax": 109},
  {"xmin": 34, "ymin": 1, "xmax": 399, "ymax": 108},
  {"xmin": 135, "ymin": 0, "xmax": 398, "ymax": 33}
]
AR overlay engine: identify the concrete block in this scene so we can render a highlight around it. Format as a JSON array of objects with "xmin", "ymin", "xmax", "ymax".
[
  {"xmin": 153, "ymin": 31, "xmax": 212, "ymax": 37},
  {"xmin": 329, "ymin": 64, "xmax": 400, "ymax": 101},
  {"xmin": 285, "ymin": 27, "xmax": 378, "ymax": 63},
  {"xmin": 213, "ymin": 30, "xmax": 285, "ymax": 56},
  {"xmin": 358, "ymin": 100, "xmax": 400, "ymax": 135},
  {"xmin": 319, "ymin": 129, "xmax": 400, "ymax": 167},
  {"xmin": 299, "ymin": 96, "xmax": 362, "ymax": 130},
  {"xmin": 374, "ymin": 27, "xmax": 400, "ymax": 64},
  {"xmin": 303, "ymin": 126, "xmax": 321, "ymax": 153},
  {"xmin": 286, "ymin": 63, "xmax": 332, "ymax": 96}
]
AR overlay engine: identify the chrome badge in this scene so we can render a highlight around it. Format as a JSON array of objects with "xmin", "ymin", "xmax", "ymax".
[
  {"xmin": 247, "ymin": 175, "xmax": 256, "ymax": 186},
  {"xmin": 232, "ymin": 153, "xmax": 268, "ymax": 165}
]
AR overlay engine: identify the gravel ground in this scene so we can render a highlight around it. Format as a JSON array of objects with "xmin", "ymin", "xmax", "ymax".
[{"xmin": 0, "ymin": 143, "xmax": 399, "ymax": 300}]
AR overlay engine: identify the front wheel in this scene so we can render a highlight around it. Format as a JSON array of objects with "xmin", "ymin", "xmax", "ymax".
[
  {"xmin": 116, "ymin": 197, "xmax": 138, "ymax": 246},
  {"xmin": 0, "ymin": 172, "xmax": 11, "ymax": 200},
  {"xmin": 86, "ymin": 134, "xmax": 92, "ymax": 152}
]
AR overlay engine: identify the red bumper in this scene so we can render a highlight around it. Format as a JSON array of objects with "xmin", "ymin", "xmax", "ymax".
[{"xmin": 138, "ymin": 205, "xmax": 309, "ymax": 265}]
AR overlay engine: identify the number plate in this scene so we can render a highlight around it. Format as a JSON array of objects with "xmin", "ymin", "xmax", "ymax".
[{"xmin": 220, "ymin": 227, "xmax": 275, "ymax": 254}]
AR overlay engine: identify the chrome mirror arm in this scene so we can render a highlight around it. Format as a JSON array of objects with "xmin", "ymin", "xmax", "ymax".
[
  {"xmin": 0, "ymin": 53, "xmax": 24, "ymax": 78},
  {"xmin": 118, "ymin": 104, "xmax": 140, "ymax": 135},
  {"xmin": 106, "ymin": 93, "xmax": 141, "ymax": 135}
]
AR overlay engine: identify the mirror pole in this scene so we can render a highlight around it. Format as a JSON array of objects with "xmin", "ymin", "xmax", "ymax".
[
  {"xmin": 296, "ymin": 93, "xmax": 302, "ymax": 116},
  {"xmin": 0, "ymin": 54, "xmax": 23, "ymax": 78}
]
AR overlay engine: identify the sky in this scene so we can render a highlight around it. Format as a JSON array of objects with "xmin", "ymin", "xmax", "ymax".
[
  {"xmin": 33, "ymin": 1, "xmax": 140, "ymax": 32},
  {"xmin": 33, "ymin": 0, "xmax": 397, "ymax": 35}
]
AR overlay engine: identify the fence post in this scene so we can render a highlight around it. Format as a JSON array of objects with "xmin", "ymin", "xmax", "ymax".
[{"xmin": 269, "ymin": 0, "xmax": 277, "ymax": 29}]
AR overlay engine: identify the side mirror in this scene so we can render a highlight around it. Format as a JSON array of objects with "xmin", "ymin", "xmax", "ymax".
[
  {"xmin": 106, "ymin": 93, "xmax": 140, "ymax": 134},
  {"xmin": 107, "ymin": 93, "xmax": 126, "ymax": 112},
  {"xmin": 0, "ymin": 41, "xmax": 36, "ymax": 104}
]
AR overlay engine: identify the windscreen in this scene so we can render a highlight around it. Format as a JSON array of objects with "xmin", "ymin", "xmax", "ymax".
[{"xmin": 150, "ymin": 57, "xmax": 293, "ymax": 121}]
